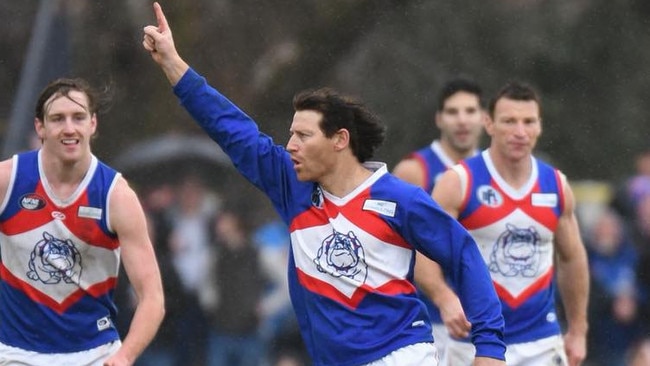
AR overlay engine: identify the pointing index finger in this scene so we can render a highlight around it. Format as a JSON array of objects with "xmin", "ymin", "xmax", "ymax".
[{"xmin": 153, "ymin": 2, "xmax": 169, "ymax": 32}]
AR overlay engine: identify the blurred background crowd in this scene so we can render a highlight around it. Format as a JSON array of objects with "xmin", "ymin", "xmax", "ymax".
[{"xmin": 3, "ymin": 1, "xmax": 650, "ymax": 365}]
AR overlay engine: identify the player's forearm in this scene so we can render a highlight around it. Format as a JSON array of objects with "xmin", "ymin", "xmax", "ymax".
[
  {"xmin": 160, "ymin": 54, "xmax": 190, "ymax": 86},
  {"xmin": 118, "ymin": 295, "xmax": 165, "ymax": 363},
  {"xmin": 557, "ymin": 256, "xmax": 589, "ymax": 335},
  {"xmin": 414, "ymin": 255, "xmax": 451, "ymax": 305}
]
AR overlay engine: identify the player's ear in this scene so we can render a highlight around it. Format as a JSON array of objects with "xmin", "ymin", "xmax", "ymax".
[
  {"xmin": 484, "ymin": 115, "xmax": 495, "ymax": 136},
  {"xmin": 34, "ymin": 118, "xmax": 45, "ymax": 139},
  {"xmin": 333, "ymin": 128, "xmax": 350, "ymax": 151}
]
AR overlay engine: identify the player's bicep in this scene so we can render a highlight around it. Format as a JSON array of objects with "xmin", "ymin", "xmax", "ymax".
[
  {"xmin": 392, "ymin": 159, "xmax": 425, "ymax": 188},
  {"xmin": 554, "ymin": 180, "xmax": 582, "ymax": 261},
  {"xmin": 0, "ymin": 159, "xmax": 14, "ymax": 211},
  {"xmin": 109, "ymin": 178, "xmax": 161, "ymax": 296}
]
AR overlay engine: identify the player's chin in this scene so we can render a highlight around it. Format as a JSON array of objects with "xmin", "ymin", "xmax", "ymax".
[
  {"xmin": 295, "ymin": 171, "xmax": 310, "ymax": 182},
  {"xmin": 294, "ymin": 169, "xmax": 314, "ymax": 182}
]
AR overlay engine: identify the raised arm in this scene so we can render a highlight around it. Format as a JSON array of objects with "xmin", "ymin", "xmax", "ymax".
[
  {"xmin": 142, "ymin": 2, "xmax": 189, "ymax": 86},
  {"xmin": 554, "ymin": 176, "xmax": 589, "ymax": 366},
  {"xmin": 104, "ymin": 177, "xmax": 165, "ymax": 366}
]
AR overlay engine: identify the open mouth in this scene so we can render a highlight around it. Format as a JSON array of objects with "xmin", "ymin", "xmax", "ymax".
[{"xmin": 61, "ymin": 139, "xmax": 79, "ymax": 145}]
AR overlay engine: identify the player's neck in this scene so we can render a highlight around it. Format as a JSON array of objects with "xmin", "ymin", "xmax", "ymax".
[
  {"xmin": 40, "ymin": 154, "xmax": 91, "ymax": 199},
  {"xmin": 319, "ymin": 161, "xmax": 373, "ymax": 198},
  {"xmin": 438, "ymin": 139, "xmax": 475, "ymax": 164},
  {"xmin": 487, "ymin": 148, "xmax": 532, "ymax": 189}
]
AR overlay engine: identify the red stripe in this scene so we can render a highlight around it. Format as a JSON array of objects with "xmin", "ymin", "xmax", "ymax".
[
  {"xmin": 493, "ymin": 267, "xmax": 554, "ymax": 308},
  {"xmin": 289, "ymin": 188, "xmax": 410, "ymax": 249},
  {"xmin": 341, "ymin": 192, "xmax": 410, "ymax": 249},
  {"xmin": 462, "ymin": 181, "xmax": 558, "ymax": 232},
  {"xmin": 1, "ymin": 184, "xmax": 118, "ymax": 250},
  {"xmin": 1, "ymin": 264, "xmax": 117, "ymax": 315},
  {"xmin": 296, "ymin": 267, "xmax": 415, "ymax": 309}
]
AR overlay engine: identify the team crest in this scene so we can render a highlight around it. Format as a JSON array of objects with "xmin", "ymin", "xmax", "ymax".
[
  {"xmin": 477, "ymin": 185, "xmax": 503, "ymax": 208},
  {"xmin": 27, "ymin": 231, "xmax": 82, "ymax": 284},
  {"xmin": 314, "ymin": 229, "xmax": 368, "ymax": 283},
  {"xmin": 489, "ymin": 223, "xmax": 541, "ymax": 277}
]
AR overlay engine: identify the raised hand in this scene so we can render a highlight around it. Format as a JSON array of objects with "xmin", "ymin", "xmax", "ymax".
[{"xmin": 142, "ymin": 2, "xmax": 189, "ymax": 85}]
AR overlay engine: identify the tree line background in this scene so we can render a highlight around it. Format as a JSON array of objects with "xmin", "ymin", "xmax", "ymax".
[{"xmin": 2, "ymin": 0, "xmax": 650, "ymax": 185}]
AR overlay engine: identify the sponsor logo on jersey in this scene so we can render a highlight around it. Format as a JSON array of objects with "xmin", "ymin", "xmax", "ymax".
[
  {"xmin": 97, "ymin": 316, "xmax": 112, "ymax": 331},
  {"xmin": 411, "ymin": 320, "xmax": 426, "ymax": 328},
  {"xmin": 19, "ymin": 193, "xmax": 46, "ymax": 210},
  {"xmin": 311, "ymin": 186, "xmax": 324, "ymax": 208},
  {"xmin": 78, "ymin": 206, "xmax": 102, "ymax": 220},
  {"xmin": 531, "ymin": 193, "xmax": 558, "ymax": 207},
  {"xmin": 51, "ymin": 211, "xmax": 66, "ymax": 220},
  {"xmin": 477, "ymin": 185, "xmax": 503, "ymax": 207},
  {"xmin": 362, "ymin": 199, "xmax": 396, "ymax": 217},
  {"xmin": 546, "ymin": 311, "xmax": 557, "ymax": 323}
]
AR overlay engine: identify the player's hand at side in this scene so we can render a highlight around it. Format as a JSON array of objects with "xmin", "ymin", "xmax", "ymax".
[
  {"xmin": 142, "ymin": 2, "xmax": 178, "ymax": 66},
  {"xmin": 103, "ymin": 351, "xmax": 132, "ymax": 366},
  {"xmin": 439, "ymin": 291, "xmax": 471, "ymax": 339},
  {"xmin": 564, "ymin": 330, "xmax": 587, "ymax": 366}
]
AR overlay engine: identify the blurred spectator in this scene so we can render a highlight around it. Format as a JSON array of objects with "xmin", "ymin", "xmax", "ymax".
[
  {"xmin": 207, "ymin": 208, "xmax": 266, "ymax": 366},
  {"xmin": 584, "ymin": 208, "xmax": 641, "ymax": 366},
  {"xmin": 271, "ymin": 351, "xmax": 310, "ymax": 366},
  {"xmin": 634, "ymin": 195, "xmax": 650, "ymax": 361},
  {"xmin": 254, "ymin": 219, "xmax": 310, "ymax": 366},
  {"xmin": 611, "ymin": 149, "xmax": 650, "ymax": 225},
  {"xmin": 609, "ymin": 149, "xmax": 650, "ymax": 356},
  {"xmin": 627, "ymin": 338, "xmax": 650, "ymax": 366},
  {"xmin": 135, "ymin": 184, "xmax": 184, "ymax": 366},
  {"xmin": 167, "ymin": 175, "xmax": 220, "ymax": 365}
]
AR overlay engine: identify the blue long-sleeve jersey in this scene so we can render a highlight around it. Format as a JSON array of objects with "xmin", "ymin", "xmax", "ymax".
[{"xmin": 173, "ymin": 68, "xmax": 505, "ymax": 366}]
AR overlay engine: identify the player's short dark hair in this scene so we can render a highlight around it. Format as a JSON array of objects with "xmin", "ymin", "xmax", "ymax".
[
  {"xmin": 293, "ymin": 88, "xmax": 386, "ymax": 163},
  {"xmin": 488, "ymin": 81, "xmax": 541, "ymax": 118},
  {"xmin": 436, "ymin": 77, "xmax": 484, "ymax": 112}
]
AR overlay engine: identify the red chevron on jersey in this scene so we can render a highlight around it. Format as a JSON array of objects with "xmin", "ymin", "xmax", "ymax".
[
  {"xmin": 0, "ymin": 217, "xmax": 120, "ymax": 311},
  {"xmin": 466, "ymin": 208, "xmax": 556, "ymax": 303},
  {"xmin": 290, "ymin": 188, "xmax": 410, "ymax": 250},
  {"xmin": 462, "ymin": 180, "xmax": 559, "ymax": 232},
  {"xmin": 1, "ymin": 264, "xmax": 116, "ymax": 314},
  {"xmin": 290, "ymin": 189, "xmax": 414, "ymax": 309},
  {"xmin": 1, "ymin": 183, "xmax": 117, "ymax": 250},
  {"xmin": 493, "ymin": 266, "xmax": 553, "ymax": 308},
  {"xmin": 296, "ymin": 269, "xmax": 415, "ymax": 309}
]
